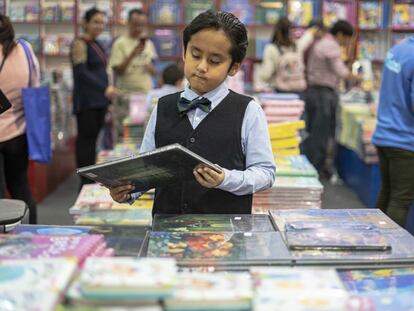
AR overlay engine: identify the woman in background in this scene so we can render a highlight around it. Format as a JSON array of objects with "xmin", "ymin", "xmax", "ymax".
[
  {"xmin": 0, "ymin": 15, "xmax": 39, "ymax": 223},
  {"xmin": 70, "ymin": 7, "xmax": 118, "ymax": 190}
]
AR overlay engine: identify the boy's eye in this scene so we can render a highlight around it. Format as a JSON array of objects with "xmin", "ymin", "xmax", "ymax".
[
  {"xmin": 191, "ymin": 51, "xmax": 201, "ymax": 58},
  {"xmin": 209, "ymin": 58, "xmax": 221, "ymax": 64}
]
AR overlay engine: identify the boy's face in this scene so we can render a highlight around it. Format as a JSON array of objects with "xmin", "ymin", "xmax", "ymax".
[{"xmin": 183, "ymin": 28, "xmax": 240, "ymax": 95}]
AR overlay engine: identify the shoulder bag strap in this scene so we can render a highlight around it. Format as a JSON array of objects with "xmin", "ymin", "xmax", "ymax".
[{"xmin": 18, "ymin": 39, "xmax": 36, "ymax": 87}]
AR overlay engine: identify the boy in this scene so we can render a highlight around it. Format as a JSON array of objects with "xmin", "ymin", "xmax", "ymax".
[{"xmin": 109, "ymin": 11, "xmax": 275, "ymax": 214}]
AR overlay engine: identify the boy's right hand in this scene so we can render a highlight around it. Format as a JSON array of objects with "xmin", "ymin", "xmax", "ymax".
[{"xmin": 109, "ymin": 184, "xmax": 135, "ymax": 203}]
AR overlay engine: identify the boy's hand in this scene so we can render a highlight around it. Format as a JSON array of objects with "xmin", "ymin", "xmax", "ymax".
[
  {"xmin": 193, "ymin": 165, "xmax": 224, "ymax": 188},
  {"xmin": 108, "ymin": 183, "xmax": 135, "ymax": 203}
]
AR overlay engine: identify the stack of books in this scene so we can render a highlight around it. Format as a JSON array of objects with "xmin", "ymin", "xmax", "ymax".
[
  {"xmin": 268, "ymin": 120, "xmax": 305, "ymax": 156},
  {"xmin": 165, "ymin": 272, "xmax": 253, "ymax": 311},
  {"xmin": 96, "ymin": 143, "xmax": 139, "ymax": 163},
  {"xmin": 274, "ymin": 155, "xmax": 318, "ymax": 177},
  {"xmin": 258, "ymin": 93, "xmax": 304, "ymax": 124},
  {"xmin": 253, "ymin": 176, "xmax": 323, "ymax": 214},
  {"xmin": 0, "ymin": 258, "xmax": 77, "ymax": 311},
  {"xmin": 67, "ymin": 257, "xmax": 177, "ymax": 307}
]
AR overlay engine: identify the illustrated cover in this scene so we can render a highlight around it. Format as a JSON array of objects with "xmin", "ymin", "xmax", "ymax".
[
  {"xmin": 286, "ymin": 227, "xmax": 391, "ymax": 251},
  {"xmin": 339, "ymin": 267, "xmax": 414, "ymax": 293},
  {"xmin": 152, "ymin": 29, "xmax": 181, "ymax": 57},
  {"xmin": 271, "ymin": 209, "xmax": 400, "ymax": 232},
  {"xmin": 60, "ymin": 1, "xmax": 75, "ymax": 22},
  {"xmin": 42, "ymin": 2, "xmax": 60, "ymax": 22},
  {"xmin": 117, "ymin": 0, "xmax": 144, "ymax": 24},
  {"xmin": 152, "ymin": 214, "xmax": 275, "ymax": 233},
  {"xmin": 275, "ymin": 155, "xmax": 318, "ymax": 177},
  {"xmin": 252, "ymin": 268, "xmax": 348, "ymax": 311},
  {"xmin": 0, "ymin": 258, "xmax": 77, "ymax": 311},
  {"xmin": 358, "ymin": 1, "xmax": 382, "ymax": 29},
  {"xmin": 288, "ymin": 0, "xmax": 313, "ymax": 27},
  {"xmin": 323, "ymin": 0, "xmax": 356, "ymax": 27},
  {"xmin": 185, "ymin": 0, "xmax": 214, "ymax": 23},
  {"xmin": 165, "ymin": 272, "xmax": 253, "ymax": 310},
  {"xmin": 0, "ymin": 234, "xmax": 104, "ymax": 263},
  {"xmin": 149, "ymin": 0, "xmax": 181, "ymax": 24},
  {"xmin": 12, "ymin": 224, "xmax": 95, "ymax": 236},
  {"xmin": 77, "ymin": 143, "xmax": 222, "ymax": 190},
  {"xmin": 392, "ymin": 3, "xmax": 414, "ymax": 28},
  {"xmin": 350, "ymin": 289, "xmax": 414, "ymax": 311},
  {"xmin": 74, "ymin": 209, "xmax": 152, "ymax": 226},
  {"xmin": 285, "ymin": 221, "xmax": 375, "ymax": 231},
  {"xmin": 221, "ymin": 0, "xmax": 254, "ymax": 25},
  {"xmin": 79, "ymin": 257, "xmax": 177, "ymax": 300},
  {"xmin": 146, "ymin": 231, "xmax": 291, "ymax": 263},
  {"xmin": 255, "ymin": 0, "xmax": 285, "ymax": 25}
]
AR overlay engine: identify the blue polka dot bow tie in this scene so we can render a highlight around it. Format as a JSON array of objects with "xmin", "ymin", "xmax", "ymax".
[{"xmin": 177, "ymin": 96, "xmax": 212, "ymax": 116}]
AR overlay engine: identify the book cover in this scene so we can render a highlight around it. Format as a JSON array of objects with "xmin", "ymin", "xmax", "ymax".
[
  {"xmin": 149, "ymin": 0, "xmax": 181, "ymax": 24},
  {"xmin": 152, "ymin": 29, "xmax": 181, "ymax": 57},
  {"xmin": 12, "ymin": 224, "xmax": 95, "ymax": 236},
  {"xmin": 323, "ymin": 0, "xmax": 356, "ymax": 27},
  {"xmin": 185, "ymin": 0, "xmax": 214, "ymax": 23},
  {"xmin": 117, "ymin": 0, "xmax": 144, "ymax": 24},
  {"xmin": 392, "ymin": 3, "xmax": 413, "ymax": 28},
  {"xmin": 146, "ymin": 231, "xmax": 291, "ymax": 263},
  {"xmin": 165, "ymin": 272, "xmax": 253, "ymax": 310},
  {"xmin": 79, "ymin": 257, "xmax": 177, "ymax": 300},
  {"xmin": 221, "ymin": 0, "xmax": 254, "ymax": 25},
  {"xmin": 42, "ymin": 2, "xmax": 60, "ymax": 22},
  {"xmin": 288, "ymin": 0, "xmax": 313, "ymax": 27},
  {"xmin": 60, "ymin": 1, "xmax": 75, "ymax": 22},
  {"xmin": 77, "ymin": 143, "xmax": 222, "ymax": 190},
  {"xmin": 255, "ymin": 0, "xmax": 286, "ymax": 25},
  {"xmin": 285, "ymin": 227, "xmax": 391, "ymax": 251},
  {"xmin": 358, "ymin": 1, "xmax": 382, "ymax": 29},
  {"xmin": 152, "ymin": 214, "xmax": 275, "ymax": 233}
]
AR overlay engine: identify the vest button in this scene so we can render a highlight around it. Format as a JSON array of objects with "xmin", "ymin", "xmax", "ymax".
[
  {"xmin": 182, "ymin": 203, "xmax": 189, "ymax": 211},
  {"xmin": 189, "ymin": 137, "xmax": 196, "ymax": 143}
]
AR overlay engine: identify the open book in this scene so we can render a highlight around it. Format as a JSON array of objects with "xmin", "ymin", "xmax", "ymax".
[{"xmin": 77, "ymin": 143, "xmax": 222, "ymax": 190}]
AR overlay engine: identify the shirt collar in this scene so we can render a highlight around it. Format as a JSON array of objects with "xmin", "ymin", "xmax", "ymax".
[{"xmin": 181, "ymin": 81, "xmax": 229, "ymax": 109}]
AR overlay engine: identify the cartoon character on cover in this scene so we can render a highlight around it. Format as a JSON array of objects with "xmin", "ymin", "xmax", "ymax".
[{"xmin": 108, "ymin": 10, "xmax": 275, "ymax": 215}]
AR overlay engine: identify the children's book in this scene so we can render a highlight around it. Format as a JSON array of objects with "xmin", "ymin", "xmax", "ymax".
[
  {"xmin": 149, "ymin": 0, "xmax": 181, "ymax": 24},
  {"xmin": 165, "ymin": 272, "xmax": 253, "ymax": 311},
  {"xmin": 77, "ymin": 143, "xmax": 222, "ymax": 190},
  {"xmin": 60, "ymin": 1, "xmax": 75, "ymax": 22},
  {"xmin": 79, "ymin": 257, "xmax": 177, "ymax": 300},
  {"xmin": 42, "ymin": 2, "xmax": 60, "ymax": 22},
  {"xmin": 285, "ymin": 227, "xmax": 391, "ymax": 251},
  {"xmin": 0, "ymin": 234, "xmax": 104, "ymax": 263},
  {"xmin": 221, "ymin": 0, "xmax": 254, "ymax": 25},
  {"xmin": 152, "ymin": 214, "xmax": 275, "ymax": 233},
  {"xmin": 288, "ymin": 0, "xmax": 314, "ymax": 27},
  {"xmin": 12, "ymin": 224, "xmax": 95, "ymax": 236},
  {"xmin": 185, "ymin": 0, "xmax": 214, "ymax": 23},
  {"xmin": 323, "ymin": 0, "xmax": 356, "ymax": 27},
  {"xmin": 146, "ymin": 231, "xmax": 291, "ymax": 263},
  {"xmin": 274, "ymin": 155, "xmax": 318, "ymax": 177},
  {"xmin": 152, "ymin": 29, "xmax": 181, "ymax": 57},
  {"xmin": 255, "ymin": 0, "xmax": 286, "ymax": 25},
  {"xmin": 392, "ymin": 3, "xmax": 414, "ymax": 28},
  {"xmin": 117, "ymin": 0, "xmax": 144, "ymax": 24},
  {"xmin": 358, "ymin": 1, "xmax": 382, "ymax": 29}
]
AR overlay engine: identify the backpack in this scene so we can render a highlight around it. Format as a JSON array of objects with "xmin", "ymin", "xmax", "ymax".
[{"xmin": 274, "ymin": 44, "xmax": 306, "ymax": 92}]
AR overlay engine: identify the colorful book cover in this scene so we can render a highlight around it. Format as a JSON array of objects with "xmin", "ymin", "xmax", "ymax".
[
  {"xmin": 42, "ymin": 2, "xmax": 60, "ymax": 22},
  {"xmin": 288, "ymin": 0, "xmax": 313, "ymax": 27},
  {"xmin": 149, "ymin": 0, "xmax": 181, "ymax": 24},
  {"xmin": 348, "ymin": 289, "xmax": 414, "ymax": 311},
  {"xmin": 323, "ymin": 0, "xmax": 356, "ymax": 27},
  {"xmin": 221, "ymin": 0, "xmax": 254, "ymax": 25},
  {"xmin": 358, "ymin": 1, "xmax": 382, "ymax": 29},
  {"xmin": 12, "ymin": 224, "xmax": 95, "ymax": 236},
  {"xmin": 286, "ymin": 227, "xmax": 391, "ymax": 251},
  {"xmin": 339, "ymin": 267, "xmax": 414, "ymax": 293},
  {"xmin": 79, "ymin": 257, "xmax": 177, "ymax": 300},
  {"xmin": 252, "ymin": 267, "xmax": 348, "ymax": 311},
  {"xmin": 165, "ymin": 272, "xmax": 253, "ymax": 310},
  {"xmin": 9, "ymin": 2, "xmax": 26, "ymax": 21},
  {"xmin": 392, "ymin": 3, "xmax": 413, "ymax": 28},
  {"xmin": 152, "ymin": 29, "xmax": 181, "ymax": 57},
  {"xmin": 60, "ymin": 1, "xmax": 75, "ymax": 22},
  {"xmin": 275, "ymin": 155, "xmax": 318, "ymax": 177},
  {"xmin": 0, "ymin": 234, "xmax": 104, "ymax": 262},
  {"xmin": 255, "ymin": 0, "xmax": 286, "ymax": 25},
  {"xmin": 146, "ymin": 231, "xmax": 291, "ymax": 263},
  {"xmin": 25, "ymin": 1, "xmax": 40, "ymax": 22},
  {"xmin": 185, "ymin": 0, "xmax": 214, "ymax": 23},
  {"xmin": 152, "ymin": 214, "xmax": 275, "ymax": 233},
  {"xmin": 117, "ymin": 0, "xmax": 144, "ymax": 24}
]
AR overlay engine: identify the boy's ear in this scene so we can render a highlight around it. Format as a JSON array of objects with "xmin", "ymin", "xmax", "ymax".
[{"xmin": 228, "ymin": 63, "xmax": 241, "ymax": 77}]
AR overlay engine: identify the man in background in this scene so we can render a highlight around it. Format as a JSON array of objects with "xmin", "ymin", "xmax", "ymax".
[
  {"xmin": 108, "ymin": 8, "xmax": 158, "ymax": 141},
  {"xmin": 303, "ymin": 20, "xmax": 360, "ymax": 181}
]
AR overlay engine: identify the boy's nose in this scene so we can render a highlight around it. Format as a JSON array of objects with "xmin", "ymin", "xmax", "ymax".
[{"xmin": 197, "ymin": 59, "xmax": 208, "ymax": 73}]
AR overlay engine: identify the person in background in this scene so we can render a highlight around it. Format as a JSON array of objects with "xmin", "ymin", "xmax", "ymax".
[
  {"xmin": 108, "ymin": 10, "xmax": 275, "ymax": 215},
  {"xmin": 70, "ymin": 7, "xmax": 118, "ymax": 190},
  {"xmin": 109, "ymin": 8, "xmax": 158, "ymax": 141},
  {"xmin": 302, "ymin": 20, "xmax": 360, "ymax": 179},
  {"xmin": 258, "ymin": 16, "xmax": 317, "ymax": 95},
  {"xmin": 0, "ymin": 15, "xmax": 39, "ymax": 223},
  {"xmin": 145, "ymin": 63, "xmax": 184, "ymax": 112},
  {"xmin": 371, "ymin": 36, "xmax": 414, "ymax": 228}
]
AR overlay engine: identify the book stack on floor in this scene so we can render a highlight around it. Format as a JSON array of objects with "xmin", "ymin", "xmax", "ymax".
[
  {"xmin": 69, "ymin": 184, "xmax": 153, "ymax": 226},
  {"xmin": 66, "ymin": 257, "xmax": 176, "ymax": 308},
  {"xmin": 269, "ymin": 120, "xmax": 305, "ymax": 157},
  {"xmin": 122, "ymin": 118, "xmax": 146, "ymax": 145},
  {"xmin": 274, "ymin": 155, "xmax": 318, "ymax": 178},
  {"xmin": 258, "ymin": 93, "xmax": 304, "ymax": 124},
  {"xmin": 0, "ymin": 258, "xmax": 77, "ymax": 311},
  {"xmin": 252, "ymin": 176, "xmax": 323, "ymax": 214},
  {"xmin": 0, "ymin": 234, "xmax": 113, "ymax": 264}
]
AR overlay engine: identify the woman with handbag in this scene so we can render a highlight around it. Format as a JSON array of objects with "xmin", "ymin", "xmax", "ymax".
[
  {"xmin": 70, "ymin": 7, "xmax": 118, "ymax": 190},
  {"xmin": 0, "ymin": 15, "xmax": 38, "ymax": 224}
]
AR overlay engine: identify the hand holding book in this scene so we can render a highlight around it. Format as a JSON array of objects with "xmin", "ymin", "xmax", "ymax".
[
  {"xmin": 108, "ymin": 183, "xmax": 135, "ymax": 203},
  {"xmin": 193, "ymin": 164, "xmax": 224, "ymax": 188}
]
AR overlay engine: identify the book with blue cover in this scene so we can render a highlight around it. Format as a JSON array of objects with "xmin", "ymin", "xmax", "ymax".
[
  {"xmin": 185, "ymin": 0, "xmax": 214, "ymax": 23},
  {"xmin": 221, "ymin": 0, "xmax": 254, "ymax": 25}
]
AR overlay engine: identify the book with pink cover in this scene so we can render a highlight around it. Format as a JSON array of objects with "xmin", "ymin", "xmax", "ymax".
[{"xmin": 0, "ymin": 234, "xmax": 105, "ymax": 264}]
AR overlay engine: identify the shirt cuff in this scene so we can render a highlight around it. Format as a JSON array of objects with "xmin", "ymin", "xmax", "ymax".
[{"xmin": 215, "ymin": 168, "xmax": 232, "ymax": 192}]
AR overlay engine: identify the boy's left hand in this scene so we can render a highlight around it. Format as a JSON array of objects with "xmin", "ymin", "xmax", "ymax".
[{"xmin": 193, "ymin": 165, "xmax": 224, "ymax": 188}]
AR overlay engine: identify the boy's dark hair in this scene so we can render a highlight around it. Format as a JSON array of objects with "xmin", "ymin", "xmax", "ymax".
[
  {"xmin": 162, "ymin": 63, "xmax": 184, "ymax": 85},
  {"xmin": 83, "ymin": 7, "xmax": 103, "ymax": 23},
  {"xmin": 308, "ymin": 18, "xmax": 325, "ymax": 30},
  {"xmin": 128, "ymin": 8, "xmax": 145, "ymax": 21},
  {"xmin": 330, "ymin": 20, "xmax": 354, "ymax": 37},
  {"xmin": 183, "ymin": 10, "xmax": 248, "ymax": 67}
]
